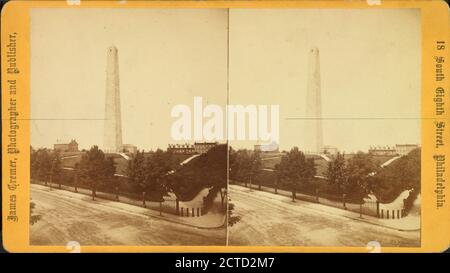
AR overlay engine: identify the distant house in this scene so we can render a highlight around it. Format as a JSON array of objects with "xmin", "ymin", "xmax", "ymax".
[
  {"xmin": 369, "ymin": 144, "xmax": 420, "ymax": 156},
  {"xmin": 395, "ymin": 144, "xmax": 419, "ymax": 156},
  {"xmin": 167, "ymin": 142, "xmax": 218, "ymax": 154},
  {"xmin": 368, "ymin": 146, "xmax": 397, "ymax": 156},
  {"xmin": 54, "ymin": 139, "xmax": 79, "ymax": 152},
  {"xmin": 194, "ymin": 142, "xmax": 217, "ymax": 154},
  {"xmin": 168, "ymin": 143, "xmax": 195, "ymax": 154}
]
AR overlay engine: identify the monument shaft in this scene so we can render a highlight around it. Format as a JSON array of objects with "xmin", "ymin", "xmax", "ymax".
[
  {"xmin": 305, "ymin": 47, "xmax": 323, "ymax": 153},
  {"xmin": 104, "ymin": 46, "xmax": 123, "ymax": 152}
]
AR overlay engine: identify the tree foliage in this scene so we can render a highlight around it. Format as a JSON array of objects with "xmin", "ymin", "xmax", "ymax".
[
  {"xmin": 30, "ymin": 147, "xmax": 63, "ymax": 183},
  {"xmin": 77, "ymin": 146, "xmax": 116, "ymax": 191},
  {"xmin": 168, "ymin": 144, "xmax": 227, "ymax": 201},
  {"xmin": 274, "ymin": 147, "xmax": 316, "ymax": 201},
  {"xmin": 372, "ymin": 148, "xmax": 421, "ymax": 202}
]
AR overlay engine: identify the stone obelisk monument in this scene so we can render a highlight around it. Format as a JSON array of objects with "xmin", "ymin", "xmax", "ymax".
[
  {"xmin": 103, "ymin": 45, "xmax": 123, "ymax": 153},
  {"xmin": 305, "ymin": 47, "xmax": 323, "ymax": 154}
]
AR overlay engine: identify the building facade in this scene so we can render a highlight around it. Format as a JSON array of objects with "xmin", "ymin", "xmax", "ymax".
[
  {"xmin": 368, "ymin": 146, "xmax": 397, "ymax": 156},
  {"xmin": 194, "ymin": 142, "xmax": 218, "ymax": 154},
  {"xmin": 54, "ymin": 139, "xmax": 79, "ymax": 152},
  {"xmin": 395, "ymin": 144, "xmax": 419, "ymax": 156},
  {"xmin": 167, "ymin": 142, "xmax": 218, "ymax": 154},
  {"xmin": 369, "ymin": 144, "xmax": 420, "ymax": 156},
  {"xmin": 168, "ymin": 144, "xmax": 195, "ymax": 154}
]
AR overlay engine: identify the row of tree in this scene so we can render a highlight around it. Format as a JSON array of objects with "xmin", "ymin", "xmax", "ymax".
[
  {"xmin": 31, "ymin": 146, "xmax": 117, "ymax": 198},
  {"xmin": 30, "ymin": 147, "xmax": 62, "ymax": 183},
  {"xmin": 274, "ymin": 147, "xmax": 316, "ymax": 201},
  {"xmin": 229, "ymin": 148, "xmax": 263, "ymax": 189},
  {"xmin": 325, "ymin": 152, "xmax": 378, "ymax": 200},
  {"xmin": 229, "ymin": 147, "xmax": 381, "ymax": 202},
  {"xmin": 31, "ymin": 144, "xmax": 228, "ymax": 215},
  {"xmin": 229, "ymin": 147, "xmax": 317, "ymax": 201},
  {"xmin": 229, "ymin": 146, "xmax": 421, "ymax": 203}
]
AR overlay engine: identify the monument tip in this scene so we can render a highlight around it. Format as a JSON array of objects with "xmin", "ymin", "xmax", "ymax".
[
  {"xmin": 310, "ymin": 46, "xmax": 319, "ymax": 53},
  {"xmin": 108, "ymin": 45, "xmax": 118, "ymax": 52}
]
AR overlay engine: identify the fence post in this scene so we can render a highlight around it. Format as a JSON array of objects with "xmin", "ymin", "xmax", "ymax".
[
  {"xmin": 181, "ymin": 207, "xmax": 184, "ymax": 217},
  {"xmin": 197, "ymin": 208, "xmax": 200, "ymax": 217},
  {"xmin": 115, "ymin": 186, "xmax": 119, "ymax": 201},
  {"xmin": 342, "ymin": 193, "xmax": 347, "ymax": 210},
  {"xmin": 315, "ymin": 188, "xmax": 319, "ymax": 203},
  {"xmin": 186, "ymin": 208, "xmax": 189, "ymax": 217},
  {"xmin": 359, "ymin": 203, "xmax": 362, "ymax": 218},
  {"xmin": 159, "ymin": 202, "xmax": 162, "ymax": 216},
  {"xmin": 142, "ymin": 191, "xmax": 146, "ymax": 208},
  {"xmin": 397, "ymin": 210, "xmax": 400, "ymax": 219},
  {"xmin": 381, "ymin": 209, "xmax": 384, "ymax": 219},
  {"xmin": 387, "ymin": 210, "xmax": 390, "ymax": 219},
  {"xmin": 74, "ymin": 174, "xmax": 78, "ymax": 193},
  {"xmin": 376, "ymin": 201, "xmax": 380, "ymax": 218},
  {"xmin": 192, "ymin": 208, "xmax": 195, "ymax": 217}
]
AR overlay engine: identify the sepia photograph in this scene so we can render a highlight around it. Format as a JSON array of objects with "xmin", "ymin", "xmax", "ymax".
[
  {"xmin": 29, "ymin": 8, "xmax": 228, "ymax": 246},
  {"xmin": 227, "ymin": 8, "xmax": 421, "ymax": 247}
]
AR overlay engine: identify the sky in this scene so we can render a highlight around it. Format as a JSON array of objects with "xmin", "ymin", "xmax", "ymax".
[
  {"xmin": 30, "ymin": 8, "xmax": 420, "ymax": 153},
  {"xmin": 229, "ymin": 9, "xmax": 421, "ymax": 152},
  {"xmin": 30, "ymin": 8, "xmax": 228, "ymax": 151}
]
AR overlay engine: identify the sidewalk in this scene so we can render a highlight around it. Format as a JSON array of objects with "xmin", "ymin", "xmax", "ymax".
[
  {"xmin": 231, "ymin": 184, "xmax": 420, "ymax": 231},
  {"xmin": 31, "ymin": 183, "xmax": 226, "ymax": 229}
]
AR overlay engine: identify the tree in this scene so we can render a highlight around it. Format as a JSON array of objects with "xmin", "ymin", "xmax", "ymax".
[
  {"xmin": 167, "ymin": 145, "xmax": 227, "ymax": 213},
  {"xmin": 345, "ymin": 152, "xmax": 377, "ymax": 199},
  {"xmin": 372, "ymin": 148, "xmax": 421, "ymax": 202},
  {"xmin": 275, "ymin": 147, "xmax": 316, "ymax": 201},
  {"xmin": 127, "ymin": 150, "xmax": 146, "ymax": 193},
  {"xmin": 228, "ymin": 147, "xmax": 238, "ymax": 181},
  {"xmin": 229, "ymin": 149, "xmax": 252, "ymax": 186},
  {"xmin": 78, "ymin": 146, "xmax": 116, "ymax": 200},
  {"xmin": 249, "ymin": 150, "xmax": 262, "ymax": 190},
  {"xmin": 51, "ymin": 150, "xmax": 63, "ymax": 188},
  {"xmin": 199, "ymin": 145, "xmax": 227, "ymax": 207},
  {"xmin": 326, "ymin": 152, "xmax": 347, "ymax": 194},
  {"xmin": 31, "ymin": 148, "xmax": 53, "ymax": 183},
  {"xmin": 144, "ymin": 149, "xmax": 173, "ymax": 214}
]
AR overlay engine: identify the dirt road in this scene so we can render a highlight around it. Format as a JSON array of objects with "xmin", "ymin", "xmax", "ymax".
[
  {"xmin": 30, "ymin": 185, "xmax": 226, "ymax": 246},
  {"xmin": 228, "ymin": 185, "xmax": 420, "ymax": 247}
]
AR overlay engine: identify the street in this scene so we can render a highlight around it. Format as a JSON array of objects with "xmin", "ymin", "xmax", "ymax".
[
  {"xmin": 30, "ymin": 184, "xmax": 226, "ymax": 246},
  {"xmin": 228, "ymin": 185, "xmax": 420, "ymax": 247}
]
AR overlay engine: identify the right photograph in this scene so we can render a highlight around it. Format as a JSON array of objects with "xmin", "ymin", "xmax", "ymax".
[{"xmin": 227, "ymin": 9, "xmax": 421, "ymax": 247}]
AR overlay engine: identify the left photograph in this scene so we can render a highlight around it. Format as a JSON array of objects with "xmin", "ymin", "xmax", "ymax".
[{"xmin": 29, "ymin": 8, "xmax": 228, "ymax": 246}]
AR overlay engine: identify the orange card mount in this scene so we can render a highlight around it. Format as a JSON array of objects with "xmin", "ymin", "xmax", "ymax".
[{"xmin": 1, "ymin": 0, "xmax": 449, "ymax": 253}]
